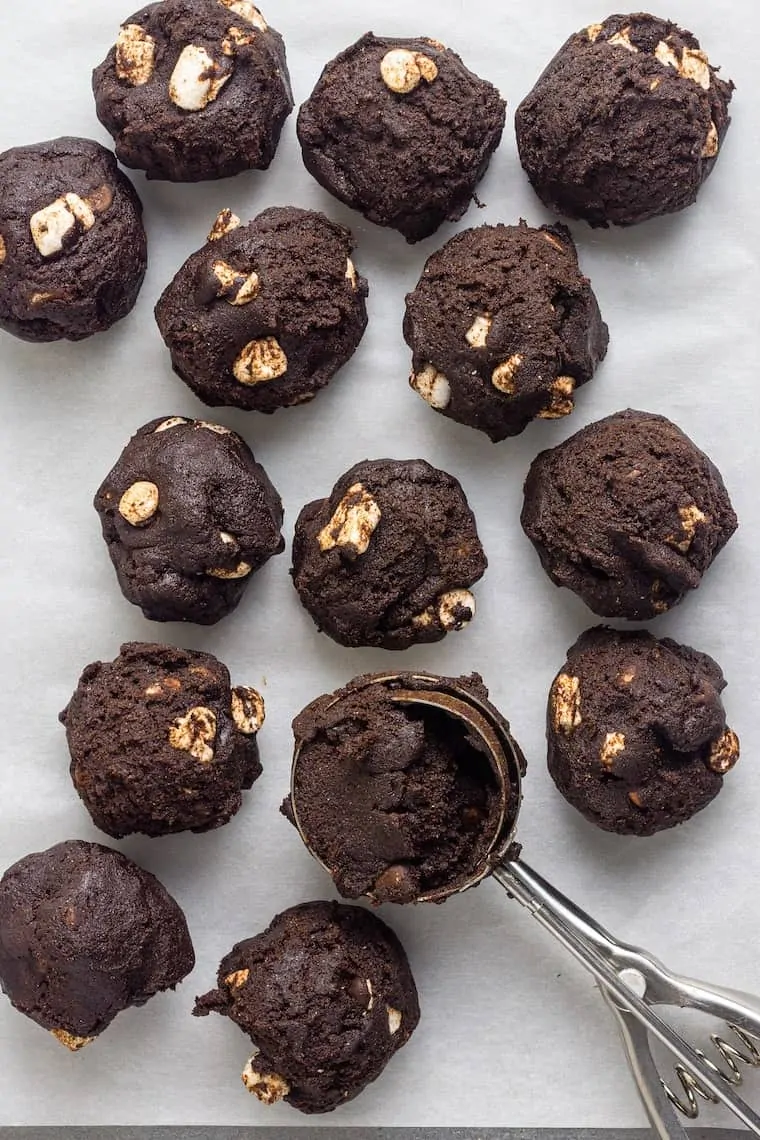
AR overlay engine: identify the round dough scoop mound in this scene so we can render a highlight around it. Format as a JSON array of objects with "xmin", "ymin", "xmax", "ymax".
[
  {"xmin": 0, "ymin": 137, "xmax": 146, "ymax": 342},
  {"xmin": 61, "ymin": 641, "xmax": 266, "ymax": 838},
  {"xmin": 547, "ymin": 627, "xmax": 739, "ymax": 836},
  {"xmin": 193, "ymin": 901, "xmax": 419, "ymax": 1113},
  {"xmin": 404, "ymin": 221, "xmax": 609, "ymax": 441},
  {"xmin": 297, "ymin": 32, "xmax": 506, "ymax": 243},
  {"xmin": 0, "ymin": 841, "xmax": 194, "ymax": 1047},
  {"xmin": 94, "ymin": 416, "xmax": 285, "ymax": 625},
  {"xmin": 521, "ymin": 409, "xmax": 737, "ymax": 620},
  {"xmin": 93, "ymin": 0, "xmax": 293, "ymax": 181},
  {"xmin": 155, "ymin": 206, "xmax": 368, "ymax": 412},
  {"xmin": 515, "ymin": 13, "xmax": 734, "ymax": 227},
  {"xmin": 291, "ymin": 458, "xmax": 487, "ymax": 650}
]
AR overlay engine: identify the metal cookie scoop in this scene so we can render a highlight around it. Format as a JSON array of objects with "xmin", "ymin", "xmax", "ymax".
[{"xmin": 289, "ymin": 672, "xmax": 760, "ymax": 1137}]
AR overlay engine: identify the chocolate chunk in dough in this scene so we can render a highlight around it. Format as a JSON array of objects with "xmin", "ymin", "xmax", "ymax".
[
  {"xmin": 94, "ymin": 416, "xmax": 284, "ymax": 625},
  {"xmin": 0, "ymin": 137, "xmax": 146, "ymax": 342},
  {"xmin": 193, "ymin": 901, "xmax": 419, "ymax": 1113},
  {"xmin": 521, "ymin": 409, "xmax": 737, "ymax": 620},
  {"xmin": 155, "ymin": 207, "xmax": 368, "ymax": 412},
  {"xmin": 93, "ymin": 0, "xmax": 293, "ymax": 181},
  {"xmin": 291, "ymin": 459, "xmax": 486, "ymax": 649},
  {"xmin": 404, "ymin": 221, "xmax": 609, "ymax": 441},
  {"xmin": 547, "ymin": 626, "xmax": 740, "ymax": 836},
  {"xmin": 0, "ymin": 841, "xmax": 194, "ymax": 1047},
  {"xmin": 515, "ymin": 13, "xmax": 734, "ymax": 227},
  {"xmin": 61, "ymin": 642, "xmax": 265, "ymax": 838},
  {"xmin": 297, "ymin": 32, "xmax": 506, "ymax": 242}
]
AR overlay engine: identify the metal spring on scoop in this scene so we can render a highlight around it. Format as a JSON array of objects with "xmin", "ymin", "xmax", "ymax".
[{"xmin": 662, "ymin": 1024, "xmax": 760, "ymax": 1118}]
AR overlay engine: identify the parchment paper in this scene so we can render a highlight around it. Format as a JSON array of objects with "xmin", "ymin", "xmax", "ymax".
[{"xmin": 0, "ymin": 0, "xmax": 758, "ymax": 1126}]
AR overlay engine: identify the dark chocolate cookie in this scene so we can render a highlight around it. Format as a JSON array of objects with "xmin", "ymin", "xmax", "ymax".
[
  {"xmin": 297, "ymin": 32, "xmax": 506, "ymax": 242},
  {"xmin": 0, "ymin": 137, "xmax": 146, "ymax": 343},
  {"xmin": 515, "ymin": 14, "xmax": 734, "ymax": 227},
  {"xmin": 194, "ymin": 901, "xmax": 419, "ymax": 1113},
  {"xmin": 93, "ymin": 0, "xmax": 293, "ymax": 181},
  {"xmin": 291, "ymin": 459, "xmax": 487, "ymax": 649},
  {"xmin": 0, "ymin": 840, "xmax": 194, "ymax": 1048},
  {"xmin": 521, "ymin": 409, "xmax": 737, "ymax": 620},
  {"xmin": 404, "ymin": 221, "xmax": 609, "ymax": 441},
  {"xmin": 61, "ymin": 642, "xmax": 265, "ymax": 838},
  {"xmin": 547, "ymin": 627, "xmax": 740, "ymax": 836},
  {"xmin": 284, "ymin": 672, "xmax": 524, "ymax": 904},
  {"xmin": 155, "ymin": 207, "xmax": 368, "ymax": 412},
  {"xmin": 94, "ymin": 416, "xmax": 284, "ymax": 625}
]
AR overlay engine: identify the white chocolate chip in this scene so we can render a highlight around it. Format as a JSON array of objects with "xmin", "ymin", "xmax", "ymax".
[
  {"xmin": 366, "ymin": 979, "xmax": 375, "ymax": 1012},
  {"xmin": 231, "ymin": 686, "xmax": 266, "ymax": 734},
  {"xmin": 242, "ymin": 1058, "xmax": 289, "ymax": 1104},
  {"xmin": 30, "ymin": 194, "xmax": 95, "ymax": 258},
  {"xmin": 668, "ymin": 504, "xmax": 707, "ymax": 553},
  {"xmin": 387, "ymin": 1007, "xmax": 402, "ymax": 1035},
  {"xmin": 425, "ymin": 37, "xmax": 446, "ymax": 50},
  {"xmin": 233, "ymin": 337, "xmax": 288, "ymax": 384},
  {"xmin": 118, "ymin": 481, "xmax": 159, "ymax": 526},
  {"xmin": 491, "ymin": 354, "xmax": 523, "ymax": 395},
  {"xmin": 154, "ymin": 417, "xmax": 189, "ymax": 433},
  {"xmin": 222, "ymin": 26, "xmax": 256, "ymax": 55},
  {"xmin": 345, "ymin": 257, "xmax": 358, "ymax": 290},
  {"xmin": 537, "ymin": 376, "xmax": 576, "ymax": 420},
  {"xmin": 437, "ymin": 588, "xmax": 476, "ymax": 631},
  {"xmin": 220, "ymin": 531, "xmax": 239, "ymax": 549},
  {"xmin": 600, "ymin": 732, "xmax": 626, "ymax": 769},
  {"xmin": 708, "ymin": 728, "xmax": 740, "ymax": 774},
  {"xmin": 225, "ymin": 969, "xmax": 250, "ymax": 988},
  {"xmin": 552, "ymin": 674, "xmax": 581, "ymax": 734},
  {"xmin": 411, "ymin": 607, "xmax": 435, "ymax": 629},
  {"xmin": 207, "ymin": 560, "xmax": 252, "ymax": 579},
  {"xmin": 608, "ymin": 28, "xmax": 638, "ymax": 52},
  {"xmin": 199, "ymin": 421, "xmax": 232, "ymax": 434},
  {"xmin": 655, "ymin": 41, "xmax": 711, "ymax": 89},
  {"xmin": 208, "ymin": 208, "xmax": 241, "ymax": 242},
  {"xmin": 380, "ymin": 49, "xmax": 438, "ymax": 94},
  {"xmin": 318, "ymin": 483, "xmax": 382, "ymax": 556},
  {"xmin": 465, "ymin": 313, "xmax": 492, "ymax": 349},
  {"xmin": 51, "ymin": 1030, "xmax": 95, "ymax": 1052},
  {"xmin": 169, "ymin": 44, "xmax": 231, "ymax": 111},
  {"xmin": 29, "ymin": 292, "xmax": 58, "ymax": 306},
  {"xmin": 168, "ymin": 707, "xmax": 217, "ymax": 764},
  {"xmin": 218, "ymin": 0, "xmax": 268, "ymax": 30},
  {"xmin": 410, "ymin": 364, "xmax": 451, "ymax": 410},
  {"xmin": 543, "ymin": 231, "xmax": 565, "ymax": 252},
  {"xmin": 702, "ymin": 121, "xmax": 719, "ymax": 158},
  {"xmin": 586, "ymin": 23, "xmax": 604, "ymax": 42},
  {"xmin": 212, "ymin": 260, "xmax": 260, "ymax": 305},
  {"xmin": 0, "ymin": 235, "xmax": 6, "ymax": 266},
  {"xmin": 115, "ymin": 23, "xmax": 156, "ymax": 85}
]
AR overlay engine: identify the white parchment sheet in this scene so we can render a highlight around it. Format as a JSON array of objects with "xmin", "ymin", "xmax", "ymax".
[{"xmin": 0, "ymin": 0, "xmax": 758, "ymax": 1126}]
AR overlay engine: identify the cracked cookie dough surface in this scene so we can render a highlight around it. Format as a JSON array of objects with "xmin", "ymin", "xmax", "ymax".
[
  {"xmin": 291, "ymin": 459, "xmax": 486, "ymax": 649},
  {"xmin": 93, "ymin": 0, "xmax": 293, "ymax": 181},
  {"xmin": 0, "ymin": 841, "xmax": 194, "ymax": 1045},
  {"xmin": 193, "ymin": 901, "xmax": 419, "ymax": 1114},
  {"xmin": 404, "ymin": 221, "xmax": 609, "ymax": 441},
  {"xmin": 547, "ymin": 627, "xmax": 740, "ymax": 835},
  {"xmin": 515, "ymin": 13, "xmax": 734, "ymax": 227},
  {"xmin": 284, "ymin": 673, "xmax": 506, "ymax": 903},
  {"xmin": 60, "ymin": 642, "xmax": 265, "ymax": 838},
  {"xmin": 521, "ymin": 409, "xmax": 737, "ymax": 620},
  {"xmin": 94, "ymin": 416, "xmax": 285, "ymax": 625},
  {"xmin": 297, "ymin": 32, "xmax": 506, "ymax": 242},
  {"xmin": 155, "ymin": 207, "xmax": 368, "ymax": 412},
  {"xmin": 0, "ymin": 137, "xmax": 146, "ymax": 343}
]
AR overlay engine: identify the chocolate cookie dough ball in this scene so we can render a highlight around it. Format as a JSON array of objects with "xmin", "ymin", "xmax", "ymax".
[
  {"xmin": 297, "ymin": 33, "xmax": 506, "ymax": 243},
  {"xmin": 547, "ymin": 628, "xmax": 740, "ymax": 836},
  {"xmin": 404, "ymin": 222, "xmax": 609, "ymax": 441},
  {"xmin": 93, "ymin": 0, "xmax": 293, "ymax": 181},
  {"xmin": 291, "ymin": 459, "xmax": 487, "ymax": 650},
  {"xmin": 95, "ymin": 417, "xmax": 284, "ymax": 625},
  {"xmin": 0, "ymin": 137, "xmax": 146, "ymax": 343},
  {"xmin": 61, "ymin": 642, "xmax": 265, "ymax": 838},
  {"xmin": 285, "ymin": 673, "xmax": 524, "ymax": 903},
  {"xmin": 515, "ymin": 14, "xmax": 734, "ymax": 227},
  {"xmin": 194, "ymin": 901, "xmax": 419, "ymax": 1113},
  {"xmin": 521, "ymin": 410, "xmax": 737, "ymax": 620},
  {"xmin": 155, "ymin": 207, "xmax": 368, "ymax": 412},
  {"xmin": 0, "ymin": 841, "xmax": 194, "ymax": 1048}
]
